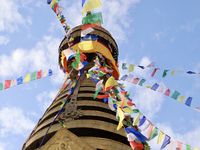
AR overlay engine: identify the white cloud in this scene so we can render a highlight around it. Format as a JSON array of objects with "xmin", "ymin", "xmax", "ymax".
[
  {"xmin": 0, "ymin": 107, "xmax": 35, "ymax": 137},
  {"xmin": 36, "ymin": 90, "xmax": 58, "ymax": 111},
  {"xmin": 134, "ymin": 87, "xmax": 164, "ymax": 118},
  {"xmin": 0, "ymin": 143, "xmax": 5, "ymax": 150},
  {"xmin": 0, "ymin": 36, "xmax": 64, "ymax": 84},
  {"xmin": 0, "ymin": 36, "xmax": 9, "ymax": 45},
  {"xmin": 0, "ymin": 0, "xmax": 24, "ymax": 32}
]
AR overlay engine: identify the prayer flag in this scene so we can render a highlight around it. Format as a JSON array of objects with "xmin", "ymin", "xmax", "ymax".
[
  {"xmin": 125, "ymin": 127, "xmax": 148, "ymax": 143},
  {"xmin": 133, "ymin": 113, "xmax": 141, "ymax": 126},
  {"xmin": 176, "ymin": 141, "xmax": 183, "ymax": 150},
  {"xmin": 151, "ymin": 68, "xmax": 159, "ymax": 77},
  {"xmin": 138, "ymin": 79, "xmax": 146, "ymax": 86},
  {"xmin": 161, "ymin": 135, "xmax": 171, "ymax": 149},
  {"xmin": 186, "ymin": 144, "xmax": 191, "ymax": 150},
  {"xmin": 127, "ymin": 133, "xmax": 137, "ymax": 141},
  {"xmin": 171, "ymin": 70, "xmax": 176, "ymax": 76},
  {"xmin": 139, "ymin": 116, "xmax": 146, "ymax": 127},
  {"xmin": 158, "ymin": 85, "xmax": 164, "ymax": 93},
  {"xmin": 138, "ymin": 65, "xmax": 145, "ymax": 69},
  {"xmin": 82, "ymin": 0, "xmax": 86, "ymax": 6},
  {"xmin": 117, "ymin": 107, "xmax": 124, "ymax": 130},
  {"xmin": 151, "ymin": 83, "xmax": 159, "ymax": 91},
  {"xmin": 164, "ymin": 89, "xmax": 171, "ymax": 96},
  {"xmin": 82, "ymin": 0, "xmax": 102, "ymax": 15},
  {"xmin": 17, "ymin": 77, "xmax": 23, "ymax": 85},
  {"xmin": 187, "ymin": 71, "xmax": 196, "ymax": 74},
  {"xmin": 24, "ymin": 74, "xmax": 31, "ymax": 83},
  {"xmin": 128, "ymin": 64, "xmax": 135, "ymax": 72},
  {"xmin": 147, "ymin": 124, "xmax": 153, "ymax": 139},
  {"xmin": 122, "ymin": 63, "xmax": 127, "ymax": 70},
  {"xmin": 82, "ymin": 12, "xmax": 103, "ymax": 25},
  {"xmin": 120, "ymin": 75, "xmax": 128, "ymax": 81},
  {"xmin": 4, "ymin": 80, "xmax": 11, "ymax": 89},
  {"xmin": 31, "ymin": 71, "xmax": 37, "ymax": 80},
  {"xmin": 105, "ymin": 76, "xmax": 118, "ymax": 91},
  {"xmin": 48, "ymin": 69, "xmax": 53, "ymax": 76},
  {"xmin": 11, "ymin": 80, "xmax": 16, "ymax": 87},
  {"xmin": 163, "ymin": 69, "xmax": 169, "ymax": 78},
  {"xmin": 178, "ymin": 96, "xmax": 185, "ymax": 103},
  {"xmin": 185, "ymin": 97, "xmax": 192, "ymax": 106},
  {"xmin": 171, "ymin": 90, "xmax": 180, "ymax": 100},
  {"xmin": 47, "ymin": 0, "xmax": 52, "ymax": 4},
  {"xmin": 37, "ymin": 70, "xmax": 42, "ymax": 79},
  {"xmin": 81, "ymin": 27, "xmax": 94, "ymax": 37},
  {"xmin": 0, "ymin": 83, "xmax": 3, "ymax": 90},
  {"xmin": 132, "ymin": 77, "xmax": 140, "ymax": 84},
  {"xmin": 157, "ymin": 131, "xmax": 165, "ymax": 144},
  {"xmin": 150, "ymin": 127, "xmax": 158, "ymax": 140}
]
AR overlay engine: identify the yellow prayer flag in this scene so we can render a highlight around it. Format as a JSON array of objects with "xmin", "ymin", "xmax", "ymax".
[
  {"xmin": 178, "ymin": 96, "xmax": 185, "ymax": 103},
  {"xmin": 145, "ymin": 85, "xmax": 151, "ymax": 88},
  {"xmin": 157, "ymin": 131, "xmax": 165, "ymax": 144},
  {"xmin": 24, "ymin": 74, "xmax": 31, "ymax": 83},
  {"xmin": 133, "ymin": 113, "xmax": 141, "ymax": 126},
  {"xmin": 128, "ymin": 64, "xmax": 135, "ymax": 73},
  {"xmin": 194, "ymin": 148, "xmax": 200, "ymax": 150},
  {"xmin": 105, "ymin": 76, "xmax": 118, "ymax": 91},
  {"xmin": 82, "ymin": 0, "xmax": 102, "ymax": 15},
  {"xmin": 117, "ymin": 107, "xmax": 124, "ymax": 130},
  {"xmin": 171, "ymin": 70, "xmax": 176, "ymax": 76},
  {"xmin": 78, "ymin": 41, "xmax": 94, "ymax": 51}
]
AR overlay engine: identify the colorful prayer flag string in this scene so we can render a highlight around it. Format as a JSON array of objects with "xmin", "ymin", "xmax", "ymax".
[
  {"xmin": 87, "ymin": 57, "xmax": 200, "ymax": 149},
  {"xmin": 47, "ymin": 0, "xmax": 70, "ymax": 33},
  {"xmin": 121, "ymin": 62, "xmax": 200, "ymax": 78},
  {"xmin": 0, "ymin": 69, "xmax": 53, "ymax": 91},
  {"xmin": 120, "ymin": 73, "xmax": 200, "ymax": 113}
]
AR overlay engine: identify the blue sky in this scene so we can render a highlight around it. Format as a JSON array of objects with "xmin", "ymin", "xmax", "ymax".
[{"xmin": 0, "ymin": 0, "xmax": 200, "ymax": 149}]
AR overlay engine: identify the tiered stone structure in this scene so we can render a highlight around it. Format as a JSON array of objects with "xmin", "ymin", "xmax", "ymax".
[{"xmin": 23, "ymin": 25, "xmax": 131, "ymax": 150}]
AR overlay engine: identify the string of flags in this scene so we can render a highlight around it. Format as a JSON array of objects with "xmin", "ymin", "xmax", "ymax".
[
  {"xmin": 82, "ymin": 0, "xmax": 103, "ymax": 25},
  {"xmin": 121, "ymin": 62, "xmax": 200, "ymax": 78},
  {"xmin": 47, "ymin": 0, "xmax": 70, "ymax": 33},
  {"xmin": 87, "ymin": 56, "xmax": 200, "ymax": 149},
  {"xmin": 120, "ymin": 74, "xmax": 200, "ymax": 113},
  {"xmin": 0, "ymin": 69, "xmax": 53, "ymax": 91}
]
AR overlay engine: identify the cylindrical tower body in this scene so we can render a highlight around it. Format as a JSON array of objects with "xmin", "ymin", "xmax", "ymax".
[{"xmin": 23, "ymin": 25, "xmax": 131, "ymax": 150}]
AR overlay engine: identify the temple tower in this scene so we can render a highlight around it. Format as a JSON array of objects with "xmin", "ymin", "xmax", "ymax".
[{"xmin": 22, "ymin": 25, "xmax": 131, "ymax": 150}]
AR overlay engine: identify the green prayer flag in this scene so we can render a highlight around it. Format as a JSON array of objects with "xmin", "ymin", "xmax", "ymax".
[
  {"xmin": 150, "ymin": 127, "xmax": 158, "ymax": 140},
  {"xmin": 171, "ymin": 90, "xmax": 180, "ymax": 100},
  {"xmin": 0, "ymin": 83, "xmax": 3, "ymax": 90},
  {"xmin": 31, "ymin": 71, "xmax": 37, "ymax": 80},
  {"xmin": 72, "ymin": 51, "xmax": 81, "ymax": 69},
  {"xmin": 186, "ymin": 145, "xmax": 191, "ymax": 150},
  {"xmin": 138, "ymin": 79, "xmax": 146, "ymax": 86},
  {"xmin": 93, "ymin": 88, "xmax": 101, "ymax": 99},
  {"xmin": 162, "ymin": 69, "xmax": 169, "ymax": 78},
  {"xmin": 82, "ymin": 12, "xmax": 103, "ymax": 25},
  {"xmin": 128, "ymin": 64, "xmax": 135, "ymax": 72}
]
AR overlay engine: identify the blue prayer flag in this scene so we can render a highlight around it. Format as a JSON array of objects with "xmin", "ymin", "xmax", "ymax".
[
  {"xmin": 82, "ymin": 0, "xmax": 86, "ymax": 7},
  {"xmin": 17, "ymin": 77, "xmax": 23, "ymax": 85},
  {"xmin": 151, "ymin": 83, "xmax": 159, "ymax": 91},
  {"xmin": 185, "ymin": 97, "xmax": 192, "ymax": 106},
  {"xmin": 125, "ymin": 127, "xmax": 148, "ymax": 143},
  {"xmin": 161, "ymin": 135, "xmax": 171, "ymax": 149}
]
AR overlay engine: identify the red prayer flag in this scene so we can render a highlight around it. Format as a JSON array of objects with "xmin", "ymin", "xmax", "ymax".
[
  {"xmin": 164, "ymin": 89, "xmax": 171, "ymax": 96},
  {"xmin": 37, "ymin": 70, "xmax": 42, "ymax": 79},
  {"xmin": 4, "ymin": 80, "xmax": 11, "ymax": 89},
  {"xmin": 151, "ymin": 68, "xmax": 159, "ymax": 77}
]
